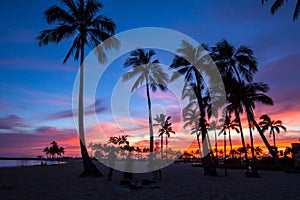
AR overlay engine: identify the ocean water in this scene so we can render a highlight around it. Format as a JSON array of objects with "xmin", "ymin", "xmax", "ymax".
[{"xmin": 0, "ymin": 160, "xmax": 66, "ymax": 168}]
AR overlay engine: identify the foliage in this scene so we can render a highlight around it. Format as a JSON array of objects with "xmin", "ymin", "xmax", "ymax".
[{"xmin": 43, "ymin": 141, "xmax": 65, "ymax": 158}]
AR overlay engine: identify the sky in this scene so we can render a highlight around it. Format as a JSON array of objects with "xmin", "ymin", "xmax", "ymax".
[{"xmin": 0, "ymin": 0, "xmax": 300, "ymax": 157}]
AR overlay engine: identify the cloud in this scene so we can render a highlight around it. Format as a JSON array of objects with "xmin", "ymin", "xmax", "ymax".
[
  {"xmin": 252, "ymin": 54, "xmax": 300, "ymax": 128},
  {"xmin": 46, "ymin": 99, "xmax": 106, "ymax": 120},
  {"xmin": 0, "ymin": 126, "xmax": 78, "ymax": 157},
  {"xmin": 0, "ymin": 115, "xmax": 29, "ymax": 130}
]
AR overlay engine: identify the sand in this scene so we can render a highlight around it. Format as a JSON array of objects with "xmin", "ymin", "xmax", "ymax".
[{"xmin": 0, "ymin": 160, "xmax": 299, "ymax": 200}]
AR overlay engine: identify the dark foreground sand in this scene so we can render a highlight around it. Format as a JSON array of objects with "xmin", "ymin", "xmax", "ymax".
[{"xmin": 0, "ymin": 160, "xmax": 299, "ymax": 200}]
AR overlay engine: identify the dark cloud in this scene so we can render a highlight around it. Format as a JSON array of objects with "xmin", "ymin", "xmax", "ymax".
[
  {"xmin": 46, "ymin": 99, "xmax": 106, "ymax": 120},
  {"xmin": 0, "ymin": 115, "xmax": 29, "ymax": 130}
]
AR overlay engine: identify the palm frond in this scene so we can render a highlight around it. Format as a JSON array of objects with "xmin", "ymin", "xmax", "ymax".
[
  {"xmin": 45, "ymin": 5, "xmax": 76, "ymax": 25},
  {"xmin": 271, "ymin": 0, "xmax": 284, "ymax": 15}
]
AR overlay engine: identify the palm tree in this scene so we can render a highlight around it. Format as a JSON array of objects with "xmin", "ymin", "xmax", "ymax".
[
  {"xmin": 122, "ymin": 49, "xmax": 168, "ymax": 157},
  {"xmin": 218, "ymin": 120, "xmax": 228, "ymax": 176},
  {"xmin": 211, "ymin": 39, "xmax": 258, "ymax": 83},
  {"xmin": 209, "ymin": 120, "xmax": 220, "ymax": 159},
  {"xmin": 254, "ymin": 146, "xmax": 264, "ymax": 157},
  {"xmin": 262, "ymin": 0, "xmax": 300, "ymax": 21},
  {"xmin": 43, "ymin": 147, "xmax": 50, "ymax": 158},
  {"xmin": 58, "ymin": 147, "xmax": 65, "ymax": 158},
  {"xmin": 37, "ymin": 0, "xmax": 119, "ymax": 177},
  {"xmin": 171, "ymin": 41, "xmax": 218, "ymax": 175},
  {"xmin": 236, "ymin": 147, "xmax": 244, "ymax": 161},
  {"xmin": 154, "ymin": 114, "xmax": 175, "ymax": 159},
  {"xmin": 212, "ymin": 40, "xmax": 258, "ymax": 165},
  {"xmin": 154, "ymin": 114, "xmax": 166, "ymax": 158},
  {"xmin": 259, "ymin": 114, "xmax": 287, "ymax": 148},
  {"xmin": 219, "ymin": 114, "xmax": 240, "ymax": 158},
  {"xmin": 241, "ymin": 82, "xmax": 273, "ymax": 166},
  {"xmin": 183, "ymin": 103, "xmax": 203, "ymax": 158}
]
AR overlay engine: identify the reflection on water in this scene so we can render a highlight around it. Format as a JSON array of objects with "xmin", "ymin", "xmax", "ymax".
[{"xmin": 0, "ymin": 160, "xmax": 66, "ymax": 168}]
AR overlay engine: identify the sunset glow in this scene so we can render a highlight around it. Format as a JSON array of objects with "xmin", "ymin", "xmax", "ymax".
[{"xmin": 0, "ymin": 0, "xmax": 299, "ymax": 159}]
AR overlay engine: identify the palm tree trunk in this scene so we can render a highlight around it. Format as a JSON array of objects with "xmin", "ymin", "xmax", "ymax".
[
  {"xmin": 224, "ymin": 131, "xmax": 228, "ymax": 176},
  {"xmin": 197, "ymin": 135, "xmax": 202, "ymax": 158},
  {"xmin": 247, "ymin": 115, "xmax": 255, "ymax": 165},
  {"xmin": 145, "ymin": 78, "xmax": 154, "ymax": 159},
  {"xmin": 214, "ymin": 130, "xmax": 218, "ymax": 161},
  {"xmin": 272, "ymin": 130, "xmax": 276, "ymax": 147},
  {"xmin": 78, "ymin": 39, "xmax": 102, "ymax": 177},
  {"xmin": 165, "ymin": 135, "xmax": 168, "ymax": 159},
  {"xmin": 198, "ymin": 117, "xmax": 212, "ymax": 173},
  {"xmin": 228, "ymin": 129, "xmax": 233, "ymax": 158},
  {"xmin": 195, "ymin": 72, "xmax": 217, "ymax": 176},
  {"xmin": 235, "ymin": 109, "xmax": 249, "ymax": 165},
  {"xmin": 161, "ymin": 135, "xmax": 163, "ymax": 159}
]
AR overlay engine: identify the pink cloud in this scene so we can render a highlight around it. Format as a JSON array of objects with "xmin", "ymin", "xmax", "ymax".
[{"xmin": 0, "ymin": 126, "xmax": 79, "ymax": 157}]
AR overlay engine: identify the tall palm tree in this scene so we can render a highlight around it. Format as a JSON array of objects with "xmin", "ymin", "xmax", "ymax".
[
  {"xmin": 238, "ymin": 82, "xmax": 293, "ymax": 171},
  {"xmin": 209, "ymin": 120, "xmax": 220, "ymax": 159},
  {"xmin": 122, "ymin": 49, "xmax": 168, "ymax": 157},
  {"xmin": 225, "ymin": 78, "xmax": 249, "ymax": 164},
  {"xmin": 259, "ymin": 114, "xmax": 287, "ymax": 148},
  {"xmin": 154, "ymin": 114, "xmax": 175, "ymax": 159},
  {"xmin": 262, "ymin": 0, "xmax": 300, "ymax": 21},
  {"xmin": 242, "ymin": 82, "xmax": 273, "ymax": 165},
  {"xmin": 37, "ymin": 0, "xmax": 119, "ymax": 176},
  {"xmin": 171, "ymin": 41, "xmax": 218, "ymax": 175},
  {"xmin": 212, "ymin": 40, "xmax": 258, "ymax": 165},
  {"xmin": 183, "ymin": 102, "xmax": 203, "ymax": 158},
  {"xmin": 219, "ymin": 114, "xmax": 240, "ymax": 158},
  {"xmin": 228, "ymin": 80, "xmax": 274, "ymax": 166},
  {"xmin": 154, "ymin": 114, "xmax": 165, "ymax": 158}
]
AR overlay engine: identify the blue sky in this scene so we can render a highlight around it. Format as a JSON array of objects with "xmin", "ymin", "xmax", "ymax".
[{"xmin": 0, "ymin": 0, "xmax": 300, "ymax": 156}]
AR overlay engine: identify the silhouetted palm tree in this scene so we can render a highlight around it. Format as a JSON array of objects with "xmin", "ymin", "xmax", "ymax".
[
  {"xmin": 225, "ymin": 78, "xmax": 249, "ymax": 163},
  {"xmin": 262, "ymin": 0, "xmax": 300, "ymax": 21},
  {"xmin": 254, "ymin": 146, "xmax": 264, "ymax": 157},
  {"xmin": 212, "ymin": 40, "xmax": 258, "ymax": 165},
  {"xmin": 219, "ymin": 114, "xmax": 240, "ymax": 158},
  {"xmin": 211, "ymin": 39, "xmax": 258, "ymax": 83},
  {"xmin": 242, "ymin": 82, "xmax": 273, "ymax": 165},
  {"xmin": 37, "ymin": 0, "xmax": 119, "ymax": 176},
  {"xmin": 154, "ymin": 114, "xmax": 175, "ymax": 159},
  {"xmin": 259, "ymin": 114, "xmax": 287, "ymax": 148},
  {"xmin": 171, "ymin": 41, "xmax": 218, "ymax": 175},
  {"xmin": 58, "ymin": 147, "xmax": 65, "ymax": 157},
  {"xmin": 43, "ymin": 147, "xmax": 50, "ymax": 158},
  {"xmin": 183, "ymin": 103, "xmax": 203, "ymax": 158},
  {"xmin": 44, "ymin": 141, "xmax": 65, "ymax": 159},
  {"xmin": 209, "ymin": 120, "xmax": 220, "ymax": 159},
  {"xmin": 236, "ymin": 147, "xmax": 244, "ymax": 160},
  {"xmin": 122, "ymin": 49, "xmax": 168, "ymax": 156}
]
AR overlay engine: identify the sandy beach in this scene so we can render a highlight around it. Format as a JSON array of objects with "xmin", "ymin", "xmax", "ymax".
[{"xmin": 0, "ymin": 160, "xmax": 299, "ymax": 200}]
